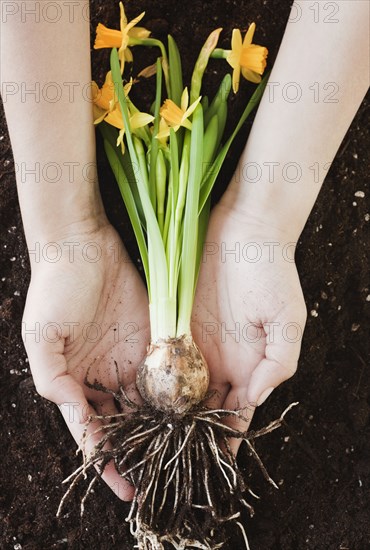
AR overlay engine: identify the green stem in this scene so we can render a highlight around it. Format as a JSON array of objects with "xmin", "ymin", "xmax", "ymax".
[
  {"xmin": 111, "ymin": 48, "xmax": 173, "ymax": 341},
  {"xmin": 177, "ymin": 104, "xmax": 204, "ymax": 336},
  {"xmin": 211, "ymin": 48, "xmax": 230, "ymax": 59},
  {"xmin": 128, "ymin": 37, "xmax": 171, "ymax": 97}
]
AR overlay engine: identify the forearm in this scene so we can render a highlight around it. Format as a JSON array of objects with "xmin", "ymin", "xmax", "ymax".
[
  {"xmin": 223, "ymin": 0, "xmax": 369, "ymax": 240},
  {"xmin": 0, "ymin": 0, "xmax": 106, "ymax": 247}
]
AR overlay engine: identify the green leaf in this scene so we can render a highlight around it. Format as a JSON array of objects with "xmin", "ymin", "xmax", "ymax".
[
  {"xmin": 199, "ymin": 73, "xmax": 269, "ymax": 214},
  {"xmin": 168, "ymin": 35, "xmax": 183, "ymax": 107},
  {"xmin": 103, "ymin": 138, "xmax": 149, "ymax": 290},
  {"xmin": 99, "ymin": 122, "xmax": 146, "ymax": 228},
  {"xmin": 148, "ymin": 58, "xmax": 163, "ymax": 210},
  {"xmin": 204, "ymin": 73, "xmax": 231, "ymax": 128},
  {"xmin": 111, "ymin": 48, "xmax": 172, "ymax": 339},
  {"xmin": 177, "ymin": 104, "xmax": 204, "ymax": 336}
]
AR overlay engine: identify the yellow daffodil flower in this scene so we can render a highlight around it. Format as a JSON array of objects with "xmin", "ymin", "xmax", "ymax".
[
  {"xmin": 92, "ymin": 72, "xmax": 132, "ymax": 125},
  {"xmin": 157, "ymin": 87, "xmax": 202, "ymax": 139},
  {"xmin": 105, "ymin": 103, "xmax": 154, "ymax": 152},
  {"xmin": 91, "ymin": 73, "xmax": 152, "ymax": 152},
  {"xmin": 227, "ymin": 23, "xmax": 268, "ymax": 93},
  {"xmin": 94, "ymin": 2, "xmax": 151, "ymax": 73}
]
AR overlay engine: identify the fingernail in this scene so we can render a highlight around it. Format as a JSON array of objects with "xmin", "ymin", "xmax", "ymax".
[{"xmin": 256, "ymin": 387, "xmax": 274, "ymax": 406}]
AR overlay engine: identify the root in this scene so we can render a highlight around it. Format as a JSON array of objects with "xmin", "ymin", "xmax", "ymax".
[{"xmin": 57, "ymin": 392, "xmax": 298, "ymax": 549}]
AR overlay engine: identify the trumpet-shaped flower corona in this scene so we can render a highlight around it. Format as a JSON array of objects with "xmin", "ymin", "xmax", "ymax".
[
  {"xmin": 94, "ymin": 2, "xmax": 151, "ymax": 72},
  {"xmin": 227, "ymin": 23, "xmax": 268, "ymax": 93},
  {"xmin": 157, "ymin": 87, "xmax": 202, "ymax": 139},
  {"xmin": 92, "ymin": 72, "xmax": 132, "ymax": 125},
  {"xmin": 92, "ymin": 71, "xmax": 117, "ymax": 124}
]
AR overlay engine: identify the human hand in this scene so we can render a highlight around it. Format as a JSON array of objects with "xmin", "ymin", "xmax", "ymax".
[
  {"xmin": 22, "ymin": 221, "xmax": 150, "ymax": 500},
  {"xmin": 192, "ymin": 202, "xmax": 307, "ymax": 454}
]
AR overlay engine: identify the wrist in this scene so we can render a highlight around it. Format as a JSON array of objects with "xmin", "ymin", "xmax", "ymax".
[
  {"xmin": 219, "ymin": 182, "xmax": 303, "ymax": 243},
  {"xmin": 25, "ymin": 210, "xmax": 111, "ymax": 271}
]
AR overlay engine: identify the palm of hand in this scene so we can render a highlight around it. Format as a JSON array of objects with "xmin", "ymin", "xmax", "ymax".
[{"xmin": 192, "ymin": 204, "xmax": 306, "ymax": 449}]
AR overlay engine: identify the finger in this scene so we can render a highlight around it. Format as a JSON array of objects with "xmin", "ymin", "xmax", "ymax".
[
  {"xmin": 59, "ymin": 386, "xmax": 135, "ymax": 502},
  {"xmin": 204, "ymin": 382, "xmax": 229, "ymax": 409},
  {"xmin": 246, "ymin": 310, "xmax": 306, "ymax": 407},
  {"xmin": 221, "ymin": 386, "xmax": 256, "ymax": 456},
  {"xmin": 94, "ymin": 398, "xmax": 120, "ymax": 421},
  {"xmin": 24, "ymin": 330, "xmax": 135, "ymax": 501}
]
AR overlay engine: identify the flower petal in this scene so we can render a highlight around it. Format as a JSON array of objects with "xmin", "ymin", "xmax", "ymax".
[
  {"xmin": 182, "ymin": 95, "xmax": 202, "ymax": 120},
  {"xmin": 105, "ymin": 107, "xmax": 124, "ymax": 130},
  {"xmin": 243, "ymin": 22, "xmax": 256, "ymax": 47},
  {"xmin": 241, "ymin": 67, "xmax": 262, "ymax": 83},
  {"xmin": 160, "ymin": 99, "xmax": 184, "ymax": 126},
  {"xmin": 180, "ymin": 87, "xmax": 189, "ymax": 112},
  {"xmin": 240, "ymin": 44, "xmax": 268, "ymax": 74},
  {"xmin": 124, "ymin": 11, "xmax": 146, "ymax": 34},
  {"xmin": 156, "ymin": 128, "xmax": 170, "ymax": 140},
  {"xmin": 119, "ymin": 2, "xmax": 128, "ymax": 29},
  {"xmin": 93, "ymin": 105, "xmax": 107, "ymax": 125},
  {"xmin": 128, "ymin": 27, "xmax": 151, "ymax": 39},
  {"xmin": 93, "ymin": 71, "xmax": 115, "ymax": 110},
  {"xmin": 130, "ymin": 112, "xmax": 155, "ymax": 129},
  {"xmin": 232, "ymin": 66, "xmax": 241, "ymax": 93},
  {"xmin": 226, "ymin": 28, "xmax": 242, "ymax": 70},
  {"xmin": 155, "ymin": 118, "xmax": 171, "ymax": 143},
  {"xmin": 94, "ymin": 24, "xmax": 122, "ymax": 49}
]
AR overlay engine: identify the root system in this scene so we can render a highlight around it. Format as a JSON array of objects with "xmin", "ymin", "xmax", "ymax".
[{"xmin": 57, "ymin": 372, "xmax": 297, "ymax": 549}]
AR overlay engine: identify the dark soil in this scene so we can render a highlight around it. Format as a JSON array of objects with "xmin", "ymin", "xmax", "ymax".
[{"xmin": 1, "ymin": 1, "xmax": 369, "ymax": 549}]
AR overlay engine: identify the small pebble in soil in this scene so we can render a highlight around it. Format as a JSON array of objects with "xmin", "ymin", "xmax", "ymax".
[
  {"xmin": 354, "ymin": 190, "xmax": 365, "ymax": 198},
  {"xmin": 310, "ymin": 309, "xmax": 318, "ymax": 317},
  {"xmin": 365, "ymin": 213, "xmax": 370, "ymax": 221},
  {"xmin": 14, "ymin": 290, "xmax": 20, "ymax": 296},
  {"xmin": 10, "ymin": 256, "xmax": 16, "ymax": 261},
  {"xmin": 351, "ymin": 323, "xmax": 360, "ymax": 332},
  {"xmin": 366, "ymin": 295, "xmax": 370, "ymax": 301},
  {"xmin": 338, "ymin": 305, "xmax": 342, "ymax": 310},
  {"xmin": 321, "ymin": 291, "xmax": 328, "ymax": 299},
  {"xmin": 352, "ymin": 201, "xmax": 357, "ymax": 206},
  {"xmin": 28, "ymin": 474, "xmax": 32, "ymax": 482}
]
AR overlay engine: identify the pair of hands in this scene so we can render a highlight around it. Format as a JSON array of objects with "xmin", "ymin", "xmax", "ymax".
[{"xmin": 22, "ymin": 198, "xmax": 306, "ymax": 501}]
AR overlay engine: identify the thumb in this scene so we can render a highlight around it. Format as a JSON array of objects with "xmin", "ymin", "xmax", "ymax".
[{"xmin": 247, "ymin": 311, "xmax": 306, "ymax": 406}]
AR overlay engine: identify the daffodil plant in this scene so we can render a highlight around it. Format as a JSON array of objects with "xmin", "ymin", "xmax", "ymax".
[
  {"xmin": 92, "ymin": 8, "xmax": 267, "ymax": 353},
  {"xmin": 61, "ymin": 3, "xmax": 274, "ymax": 548}
]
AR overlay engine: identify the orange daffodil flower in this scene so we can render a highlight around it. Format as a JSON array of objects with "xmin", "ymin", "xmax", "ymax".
[
  {"xmin": 92, "ymin": 73, "xmax": 154, "ymax": 152},
  {"xmin": 94, "ymin": 2, "xmax": 151, "ymax": 73},
  {"xmin": 157, "ymin": 87, "xmax": 202, "ymax": 140},
  {"xmin": 226, "ymin": 23, "xmax": 268, "ymax": 93}
]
